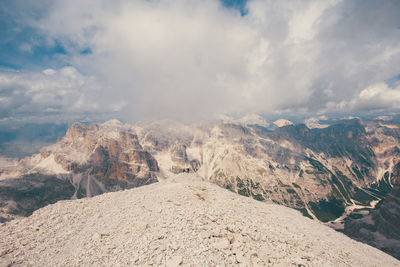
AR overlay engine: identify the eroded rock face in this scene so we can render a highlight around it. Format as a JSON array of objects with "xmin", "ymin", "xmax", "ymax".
[
  {"xmin": 0, "ymin": 121, "xmax": 160, "ymax": 220},
  {"xmin": 88, "ymin": 143, "xmax": 158, "ymax": 187},
  {"xmin": 46, "ymin": 122, "xmax": 160, "ymax": 192}
]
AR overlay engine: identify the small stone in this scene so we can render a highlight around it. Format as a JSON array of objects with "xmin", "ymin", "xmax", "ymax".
[
  {"xmin": 92, "ymin": 233, "xmax": 101, "ymax": 241},
  {"xmin": 232, "ymin": 234, "xmax": 244, "ymax": 248},
  {"xmin": 133, "ymin": 222, "xmax": 149, "ymax": 230},
  {"xmin": 226, "ymin": 225, "xmax": 236, "ymax": 233},
  {"xmin": 199, "ymin": 231, "xmax": 211, "ymax": 239},
  {"xmin": 231, "ymin": 247, "xmax": 242, "ymax": 255},
  {"xmin": 251, "ymin": 233, "xmax": 261, "ymax": 241},
  {"xmin": 166, "ymin": 255, "xmax": 183, "ymax": 267},
  {"xmin": 227, "ymin": 235, "xmax": 235, "ymax": 244},
  {"xmin": 257, "ymin": 248, "xmax": 270, "ymax": 262},
  {"xmin": 169, "ymin": 242, "xmax": 180, "ymax": 250},
  {"xmin": 235, "ymin": 254, "xmax": 246, "ymax": 264},
  {"xmin": 212, "ymin": 238, "xmax": 230, "ymax": 250},
  {"xmin": 0, "ymin": 259, "xmax": 12, "ymax": 267}
]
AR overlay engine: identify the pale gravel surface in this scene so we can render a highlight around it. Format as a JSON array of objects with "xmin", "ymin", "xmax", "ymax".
[{"xmin": 0, "ymin": 174, "xmax": 399, "ymax": 267}]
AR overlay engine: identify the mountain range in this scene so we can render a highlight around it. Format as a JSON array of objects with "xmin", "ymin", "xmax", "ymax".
[{"xmin": 1, "ymin": 116, "xmax": 399, "ymax": 259}]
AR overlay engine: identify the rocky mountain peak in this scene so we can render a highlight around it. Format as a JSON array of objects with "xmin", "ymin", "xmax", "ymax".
[{"xmin": 273, "ymin": 119, "xmax": 294, "ymax": 127}]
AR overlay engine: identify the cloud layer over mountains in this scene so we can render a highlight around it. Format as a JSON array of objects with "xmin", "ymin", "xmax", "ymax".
[{"xmin": 1, "ymin": 0, "xmax": 400, "ymax": 122}]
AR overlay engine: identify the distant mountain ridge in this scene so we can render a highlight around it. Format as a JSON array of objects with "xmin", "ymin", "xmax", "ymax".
[{"xmin": 1, "ymin": 117, "xmax": 400, "ymax": 258}]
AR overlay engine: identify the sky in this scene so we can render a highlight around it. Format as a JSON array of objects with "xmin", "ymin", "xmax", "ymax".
[{"xmin": 0, "ymin": 0, "xmax": 400, "ymax": 124}]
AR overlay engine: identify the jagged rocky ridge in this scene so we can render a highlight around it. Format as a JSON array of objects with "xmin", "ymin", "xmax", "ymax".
[
  {"xmin": 1, "ymin": 117, "xmax": 400, "ymax": 259},
  {"xmin": 0, "ymin": 174, "xmax": 398, "ymax": 266}
]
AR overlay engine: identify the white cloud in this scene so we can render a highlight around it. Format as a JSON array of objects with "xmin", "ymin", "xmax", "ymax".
[
  {"xmin": 3, "ymin": 0, "xmax": 400, "ymax": 122},
  {"xmin": 0, "ymin": 67, "xmax": 121, "ymax": 121},
  {"xmin": 42, "ymin": 69, "xmax": 57, "ymax": 76},
  {"xmin": 343, "ymin": 83, "xmax": 400, "ymax": 113}
]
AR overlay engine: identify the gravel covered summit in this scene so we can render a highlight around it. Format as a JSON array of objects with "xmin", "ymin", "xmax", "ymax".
[{"xmin": 1, "ymin": 174, "xmax": 399, "ymax": 266}]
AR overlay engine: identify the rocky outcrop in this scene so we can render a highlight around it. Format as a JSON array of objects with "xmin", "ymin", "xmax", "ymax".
[
  {"xmin": 0, "ymin": 121, "xmax": 160, "ymax": 220},
  {"xmin": 42, "ymin": 121, "xmax": 159, "ymax": 192}
]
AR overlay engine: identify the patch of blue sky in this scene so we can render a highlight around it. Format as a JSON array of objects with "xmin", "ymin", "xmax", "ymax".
[
  {"xmin": 0, "ymin": 15, "xmax": 68, "ymax": 70},
  {"xmin": 79, "ymin": 48, "xmax": 92, "ymax": 55},
  {"xmin": 0, "ymin": 0, "xmax": 64, "ymax": 70},
  {"xmin": 220, "ymin": 0, "xmax": 248, "ymax": 15},
  {"xmin": 0, "ymin": 38, "xmax": 68, "ymax": 70},
  {"xmin": 386, "ymin": 73, "xmax": 400, "ymax": 87}
]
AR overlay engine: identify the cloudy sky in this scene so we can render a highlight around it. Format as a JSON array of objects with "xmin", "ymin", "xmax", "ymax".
[{"xmin": 1, "ymin": 0, "xmax": 400, "ymax": 123}]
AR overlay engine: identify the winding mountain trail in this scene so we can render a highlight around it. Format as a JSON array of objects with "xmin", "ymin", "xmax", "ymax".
[{"xmin": 1, "ymin": 174, "xmax": 398, "ymax": 266}]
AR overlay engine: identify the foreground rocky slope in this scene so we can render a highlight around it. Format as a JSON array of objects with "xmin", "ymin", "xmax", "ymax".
[{"xmin": 1, "ymin": 174, "xmax": 398, "ymax": 266}]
